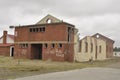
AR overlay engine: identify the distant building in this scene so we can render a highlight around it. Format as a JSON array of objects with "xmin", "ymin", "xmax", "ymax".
[
  {"xmin": 75, "ymin": 33, "xmax": 114, "ymax": 62},
  {"xmin": 0, "ymin": 31, "xmax": 14, "ymax": 56},
  {"xmin": 113, "ymin": 51, "xmax": 120, "ymax": 57},
  {"xmin": 14, "ymin": 14, "xmax": 75, "ymax": 62},
  {"xmin": 75, "ymin": 36, "xmax": 106, "ymax": 62}
]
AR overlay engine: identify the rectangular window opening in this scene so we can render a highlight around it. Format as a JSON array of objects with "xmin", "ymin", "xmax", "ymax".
[
  {"xmin": 99, "ymin": 46, "xmax": 101, "ymax": 53},
  {"xmin": 79, "ymin": 41, "xmax": 82, "ymax": 52},
  {"xmin": 85, "ymin": 42, "xmax": 88, "ymax": 52},
  {"xmin": 19, "ymin": 44, "xmax": 28, "ymax": 48},
  {"xmin": 30, "ymin": 28, "xmax": 32, "ymax": 32},
  {"xmin": 29, "ymin": 27, "xmax": 45, "ymax": 32},
  {"xmin": 44, "ymin": 44, "xmax": 48, "ymax": 48},
  {"xmin": 59, "ymin": 43, "xmax": 62, "ymax": 48},
  {"xmin": 68, "ymin": 27, "xmax": 71, "ymax": 42},
  {"xmin": 91, "ymin": 43, "xmax": 93, "ymax": 53},
  {"xmin": 51, "ymin": 44, "xmax": 55, "ymax": 48}
]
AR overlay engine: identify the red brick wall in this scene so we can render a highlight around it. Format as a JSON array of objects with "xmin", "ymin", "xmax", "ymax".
[
  {"xmin": 64, "ymin": 44, "xmax": 74, "ymax": 62},
  {"xmin": 0, "ymin": 46, "xmax": 10, "ymax": 56},
  {"xmin": 43, "ymin": 43, "xmax": 64, "ymax": 61},
  {"xmin": 15, "ymin": 27, "xmax": 29, "ymax": 42},
  {"xmin": 15, "ymin": 23, "xmax": 68, "ymax": 42},
  {"xmin": 42, "ymin": 43, "xmax": 74, "ymax": 62},
  {"xmin": 106, "ymin": 41, "xmax": 114, "ymax": 58},
  {"xmin": 14, "ymin": 44, "xmax": 31, "ymax": 59}
]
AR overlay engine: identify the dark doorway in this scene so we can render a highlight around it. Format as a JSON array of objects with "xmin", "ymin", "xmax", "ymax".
[
  {"xmin": 10, "ymin": 47, "xmax": 14, "ymax": 57},
  {"xmin": 11, "ymin": 47, "xmax": 14, "ymax": 57},
  {"xmin": 31, "ymin": 44, "xmax": 42, "ymax": 59}
]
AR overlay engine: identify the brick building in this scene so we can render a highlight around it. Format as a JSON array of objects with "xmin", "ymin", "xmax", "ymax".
[
  {"xmin": 0, "ymin": 31, "xmax": 14, "ymax": 56},
  {"xmin": 14, "ymin": 15, "xmax": 75, "ymax": 62}
]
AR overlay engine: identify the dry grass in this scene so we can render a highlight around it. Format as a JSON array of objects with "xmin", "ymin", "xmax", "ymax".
[{"xmin": 0, "ymin": 56, "xmax": 120, "ymax": 80}]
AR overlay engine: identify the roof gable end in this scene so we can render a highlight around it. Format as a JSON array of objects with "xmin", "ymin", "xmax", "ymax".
[
  {"xmin": 36, "ymin": 14, "xmax": 62, "ymax": 24},
  {"xmin": 92, "ymin": 33, "xmax": 114, "ymax": 43}
]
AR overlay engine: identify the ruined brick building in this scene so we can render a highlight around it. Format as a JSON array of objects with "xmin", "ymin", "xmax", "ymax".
[{"xmin": 14, "ymin": 15, "xmax": 75, "ymax": 62}]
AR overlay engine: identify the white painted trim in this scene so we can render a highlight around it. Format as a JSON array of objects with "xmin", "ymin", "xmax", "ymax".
[{"xmin": 10, "ymin": 46, "xmax": 14, "ymax": 57}]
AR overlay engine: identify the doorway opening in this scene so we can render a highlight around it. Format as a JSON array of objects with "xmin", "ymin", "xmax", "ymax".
[
  {"xmin": 31, "ymin": 44, "xmax": 42, "ymax": 59},
  {"xmin": 10, "ymin": 46, "xmax": 14, "ymax": 57}
]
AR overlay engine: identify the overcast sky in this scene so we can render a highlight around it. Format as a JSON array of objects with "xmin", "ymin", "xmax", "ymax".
[{"xmin": 0, "ymin": 0, "xmax": 120, "ymax": 47}]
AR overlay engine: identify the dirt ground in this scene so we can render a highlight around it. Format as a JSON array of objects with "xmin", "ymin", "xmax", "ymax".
[{"xmin": 106, "ymin": 61, "xmax": 120, "ymax": 69}]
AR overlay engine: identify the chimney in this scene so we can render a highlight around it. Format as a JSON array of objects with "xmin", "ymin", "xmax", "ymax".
[{"xmin": 3, "ymin": 31, "xmax": 7, "ymax": 44}]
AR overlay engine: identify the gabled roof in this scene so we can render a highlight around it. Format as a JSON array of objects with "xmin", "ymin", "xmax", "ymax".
[
  {"xmin": 7, "ymin": 34, "xmax": 14, "ymax": 40},
  {"xmin": 80, "ymin": 36, "xmax": 91, "ymax": 41},
  {"xmin": 36, "ymin": 14, "xmax": 62, "ymax": 24},
  {"xmin": 92, "ymin": 33, "xmax": 114, "ymax": 43},
  {"xmin": 0, "ymin": 34, "xmax": 14, "ymax": 40}
]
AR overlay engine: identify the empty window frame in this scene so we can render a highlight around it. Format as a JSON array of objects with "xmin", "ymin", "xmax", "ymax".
[
  {"xmin": 106, "ymin": 45, "xmax": 108, "ymax": 52},
  {"xmin": 99, "ymin": 45, "xmax": 102, "ymax": 53},
  {"xmin": 79, "ymin": 41, "xmax": 82, "ymax": 52},
  {"xmin": 91, "ymin": 43, "xmax": 93, "ymax": 53},
  {"xmin": 58, "ymin": 43, "xmax": 62, "ymax": 48},
  {"xmin": 51, "ymin": 44, "xmax": 55, "ymax": 48},
  {"xmin": 29, "ymin": 27, "xmax": 45, "ymax": 32},
  {"xmin": 19, "ymin": 44, "xmax": 28, "ymax": 48},
  {"xmin": 68, "ymin": 27, "xmax": 71, "ymax": 42},
  {"xmin": 44, "ymin": 43, "xmax": 48, "ymax": 48},
  {"xmin": 85, "ymin": 42, "xmax": 88, "ymax": 52},
  {"xmin": 40, "ymin": 27, "xmax": 45, "ymax": 32},
  {"xmin": 33, "ymin": 28, "xmax": 36, "ymax": 32},
  {"xmin": 30, "ymin": 28, "xmax": 32, "ymax": 32}
]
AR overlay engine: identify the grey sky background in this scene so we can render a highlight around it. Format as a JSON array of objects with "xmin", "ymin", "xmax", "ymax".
[{"xmin": 0, "ymin": 0, "xmax": 120, "ymax": 47}]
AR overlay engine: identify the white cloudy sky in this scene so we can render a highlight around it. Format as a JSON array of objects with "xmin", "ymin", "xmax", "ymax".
[{"xmin": 0, "ymin": 0, "xmax": 120, "ymax": 47}]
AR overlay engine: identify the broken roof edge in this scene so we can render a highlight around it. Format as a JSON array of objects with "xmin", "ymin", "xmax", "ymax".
[{"xmin": 36, "ymin": 14, "xmax": 62, "ymax": 24}]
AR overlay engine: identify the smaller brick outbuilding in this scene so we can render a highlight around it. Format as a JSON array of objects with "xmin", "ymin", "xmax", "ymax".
[{"xmin": 0, "ymin": 31, "xmax": 14, "ymax": 57}]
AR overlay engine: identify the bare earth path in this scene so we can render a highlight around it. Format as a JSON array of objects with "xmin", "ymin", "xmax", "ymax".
[{"xmin": 15, "ymin": 62, "xmax": 120, "ymax": 80}]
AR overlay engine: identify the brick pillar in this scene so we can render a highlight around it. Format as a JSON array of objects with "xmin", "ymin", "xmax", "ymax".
[{"xmin": 3, "ymin": 31, "xmax": 7, "ymax": 44}]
